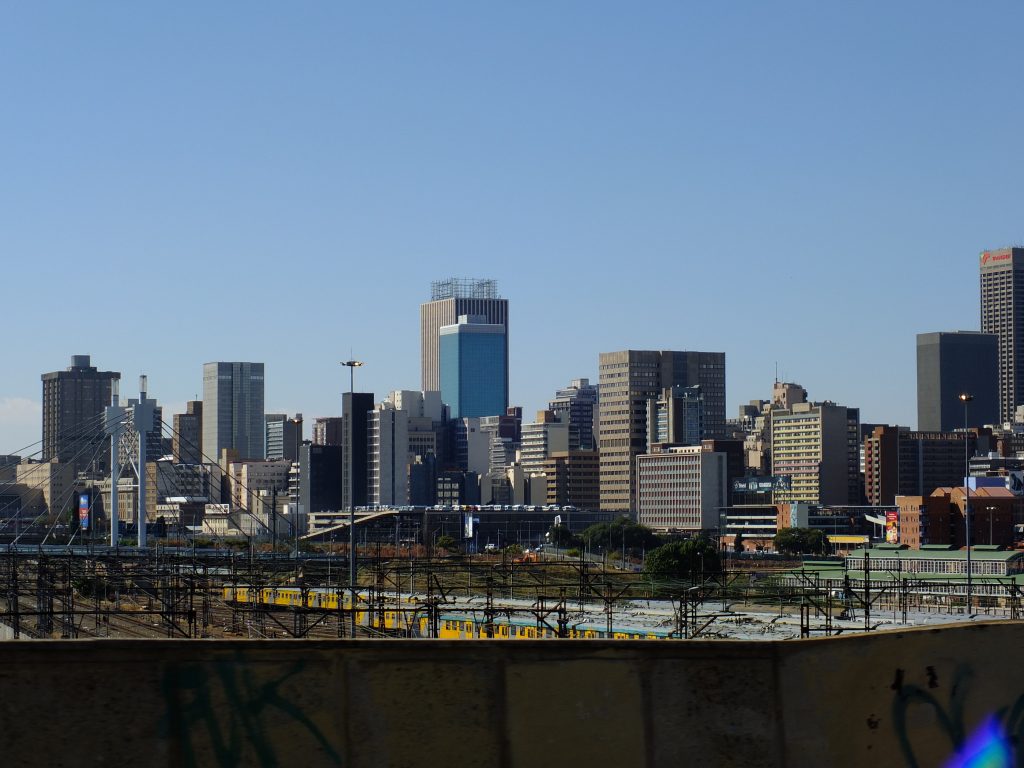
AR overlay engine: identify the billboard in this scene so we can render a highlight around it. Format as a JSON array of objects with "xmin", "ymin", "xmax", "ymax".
[
  {"xmin": 732, "ymin": 476, "xmax": 792, "ymax": 494},
  {"xmin": 78, "ymin": 493, "xmax": 90, "ymax": 531},
  {"xmin": 981, "ymin": 250, "xmax": 1013, "ymax": 268},
  {"xmin": 885, "ymin": 510, "xmax": 898, "ymax": 544},
  {"xmin": 463, "ymin": 513, "xmax": 474, "ymax": 539}
]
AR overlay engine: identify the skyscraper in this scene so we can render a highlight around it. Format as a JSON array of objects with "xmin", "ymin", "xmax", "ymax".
[
  {"xmin": 299, "ymin": 442, "xmax": 344, "ymax": 514},
  {"xmin": 421, "ymin": 278, "xmax": 508, "ymax": 393},
  {"xmin": 368, "ymin": 402, "xmax": 409, "ymax": 506},
  {"xmin": 342, "ymin": 392, "xmax": 374, "ymax": 510},
  {"xmin": 312, "ymin": 417, "xmax": 344, "ymax": 446},
  {"xmin": 41, "ymin": 355, "xmax": 120, "ymax": 476},
  {"xmin": 172, "ymin": 401, "xmax": 203, "ymax": 465},
  {"xmin": 548, "ymin": 378, "xmax": 599, "ymax": 451},
  {"xmin": 980, "ymin": 247, "xmax": 1024, "ymax": 421},
  {"xmin": 597, "ymin": 350, "xmax": 726, "ymax": 512},
  {"xmin": 439, "ymin": 315, "xmax": 508, "ymax": 418},
  {"xmin": 265, "ymin": 413, "xmax": 303, "ymax": 462},
  {"xmin": 916, "ymin": 331, "xmax": 999, "ymax": 431},
  {"xmin": 202, "ymin": 362, "xmax": 265, "ymax": 461}
]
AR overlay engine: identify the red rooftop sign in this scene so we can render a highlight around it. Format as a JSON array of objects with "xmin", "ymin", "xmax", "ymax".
[{"xmin": 982, "ymin": 251, "xmax": 1012, "ymax": 265}]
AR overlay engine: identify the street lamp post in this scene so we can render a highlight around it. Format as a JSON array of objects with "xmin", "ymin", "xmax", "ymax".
[
  {"xmin": 341, "ymin": 359, "xmax": 364, "ymax": 638},
  {"xmin": 960, "ymin": 392, "xmax": 974, "ymax": 614}
]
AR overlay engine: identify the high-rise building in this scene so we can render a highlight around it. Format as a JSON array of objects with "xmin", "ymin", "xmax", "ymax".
[
  {"xmin": 917, "ymin": 331, "xmax": 999, "ymax": 431},
  {"xmin": 421, "ymin": 278, "xmax": 508, "ymax": 394},
  {"xmin": 544, "ymin": 450, "xmax": 600, "ymax": 510},
  {"xmin": 342, "ymin": 392, "xmax": 374, "ymax": 510},
  {"xmin": 172, "ymin": 401, "xmax": 203, "ymax": 464},
  {"xmin": 520, "ymin": 410, "xmax": 569, "ymax": 476},
  {"xmin": 864, "ymin": 425, "xmax": 979, "ymax": 506},
  {"xmin": 312, "ymin": 417, "xmax": 344, "ymax": 446},
  {"xmin": 15, "ymin": 460, "xmax": 76, "ymax": 518},
  {"xmin": 228, "ymin": 459, "xmax": 291, "ymax": 512},
  {"xmin": 597, "ymin": 350, "xmax": 726, "ymax": 512},
  {"xmin": 548, "ymin": 379, "xmax": 599, "ymax": 451},
  {"xmin": 636, "ymin": 445, "xmax": 728, "ymax": 532},
  {"xmin": 299, "ymin": 443, "xmax": 344, "ymax": 514},
  {"xmin": 368, "ymin": 403, "xmax": 409, "ymax": 506},
  {"xmin": 265, "ymin": 413, "xmax": 303, "ymax": 462},
  {"xmin": 202, "ymin": 362, "xmax": 265, "ymax": 461},
  {"xmin": 981, "ymin": 248, "xmax": 1024, "ymax": 422},
  {"xmin": 479, "ymin": 407, "xmax": 522, "ymax": 504},
  {"xmin": 439, "ymin": 315, "xmax": 508, "ymax": 418},
  {"xmin": 41, "ymin": 355, "xmax": 120, "ymax": 476},
  {"xmin": 647, "ymin": 385, "xmax": 704, "ymax": 447},
  {"xmin": 771, "ymin": 401, "xmax": 860, "ymax": 505}
]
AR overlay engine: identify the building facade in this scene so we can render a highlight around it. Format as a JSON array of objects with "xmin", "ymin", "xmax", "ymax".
[
  {"xmin": 312, "ymin": 417, "xmax": 344, "ymax": 446},
  {"xmin": 980, "ymin": 248, "xmax": 1024, "ymax": 422},
  {"xmin": 519, "ymin": 410, "xmax": 569, "ymax": 477},
  {"xmin": 299, "ymin": 443, "xmax": 344, "ymax": 514},
  {"xmin": 598, "ymin": 349, "xmax": 726, "ymax": 512},
  {"xmin": 544, "ymin": 450, "xmax": 600, "ymax": 510},
  {"xmin": 368, "ymin": 403, "xmax": 410, "ymax": 506},
  {"xmin": 439, "ymin": 315, "xmax": 508, "ymax": 418},
  {"xmin": 917, "ymin": 331, "xmax": 999, "ymax": 431},
  {"xmin": 202, "ymin": 362, "xmax": 265, "ymax": 461},
  {"xmin": 15, "ymin": 460, "xmax": 76, "ymax": 519},
  {"xmin": 647, "ymin": 385, "xmax": 704, "ymax": 447},
  {"xmin": 41, "ymin": 355, "xmax": 120, "ymax": 477},
  {"xmin": 421, "ymin": 278, "xmax": 508, "ymax": 394},
  {"xmin": 342, "ymin": 392, "xmax": 374, "ymax": 510},
  {"xmin": 863, "ymin": 425, "xmax": 978, "ymax": 506},
  {"xmin": 896, "ymin": 486, "xmax": 1018, "ymax": 549},
  {"xmin": 636, "ymin": 446, "xmax": 727, "ymax": 532},
  {"xmin": 548, "ymin": 378, "xmax": 599, "ymax": 451},
  {"xmin": 771, "ymin": 401, "xmax": 860, "ymax": 506},
  {"xmin": 265, "ymin": 413, "xmax": 303, "ymax": 462},
  {"xmin": 228, "ymin": 459, "xmax": 291, "ymax": 513},
  {"xmin": 172, "ymin": 401, "xmax": 203, "ymax": 464}
]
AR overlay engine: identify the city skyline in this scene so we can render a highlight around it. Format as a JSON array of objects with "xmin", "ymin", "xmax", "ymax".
[{"xmin": 4, "ymin": 4, "xmax": 1024, "ymax": 452}]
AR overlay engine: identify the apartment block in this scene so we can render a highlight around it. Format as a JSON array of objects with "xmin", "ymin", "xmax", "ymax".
[
  {"xmin": 636, "ymin": 445, "xmax": 727, "ymax": 532},
  {"xmin": 771, "ymin": 401, "xmax": 860, "ymax": 505},
  {"xmin": 598, "ymin": 350, "xmax": 726, "ymax": 512},
  {"xmin": 41, "ymin": 355, "xmax": 120, "ymax": 477},
  {"xmin": 172, "ymin": 401, "xmax": 203, "ymax": 464},
  {"xmin": 863, "ymin": 425, "xmax": 978, "ymax": 506}
]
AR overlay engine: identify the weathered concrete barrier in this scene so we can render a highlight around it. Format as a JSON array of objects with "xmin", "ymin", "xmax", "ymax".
[{"xmin": 0, "ymin": 623, "xmax": 1019, "ymax": 767}]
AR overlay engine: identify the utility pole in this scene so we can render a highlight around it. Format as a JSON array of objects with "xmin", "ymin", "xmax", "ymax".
[
  {"xmin": 960, "ymin": 393, "xmax": 974, "ymax": 614},
  {"xmin": 341, "ymin": 358, "xmax": 364, "ymax": 638}
]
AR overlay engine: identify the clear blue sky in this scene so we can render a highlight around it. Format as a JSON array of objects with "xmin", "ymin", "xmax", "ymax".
[{"xmin": 2, "ymin": 2, "xmax": 1023, "ymax": 454}]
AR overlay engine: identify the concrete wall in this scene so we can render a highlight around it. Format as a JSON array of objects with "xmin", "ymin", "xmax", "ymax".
[{"xmin": 0, "ymin": 623, "xmax": 1022, "ymax": 766}]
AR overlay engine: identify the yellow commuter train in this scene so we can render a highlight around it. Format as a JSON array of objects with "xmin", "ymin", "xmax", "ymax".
[{"xmin": 222, "ymin": 585, "xmax": 677, "ymax": 640}]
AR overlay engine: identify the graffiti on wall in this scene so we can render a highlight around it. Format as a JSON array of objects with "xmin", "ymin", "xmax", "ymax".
[
  {"xmin": 890, "ymin": 664, "xmax": 1017, "ymax": 768},
  {"xmin": 161, "ymin": 657, "xmax": 343, "ymax": 767}
]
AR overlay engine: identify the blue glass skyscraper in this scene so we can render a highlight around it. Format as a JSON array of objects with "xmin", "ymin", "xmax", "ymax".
[{"xmin": 439, "ymin": 315, "xmax": 508, "ymax": 418}]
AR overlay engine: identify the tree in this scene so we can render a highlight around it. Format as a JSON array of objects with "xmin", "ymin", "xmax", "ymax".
[
  {"xmin": 643, "ymin": 537, "xmax": 721, "ymax": 582},
  {"xmin": 773, "ymin": 527, "xmax": 828, "ymax": 556},
  {"xmin": 733, "ymin": 531, "xmax": 745, "ymax": 553},
  {"xmin": 580, "ymin": 517, "xmax": 661, "ymax": 553},
  {"xmin": 435, "ymin": 534, "xmax": 457, "ymax": 552},
  {"xmin": 547, "ymin": 523, "xmax": 580, "ymax": 548}
]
